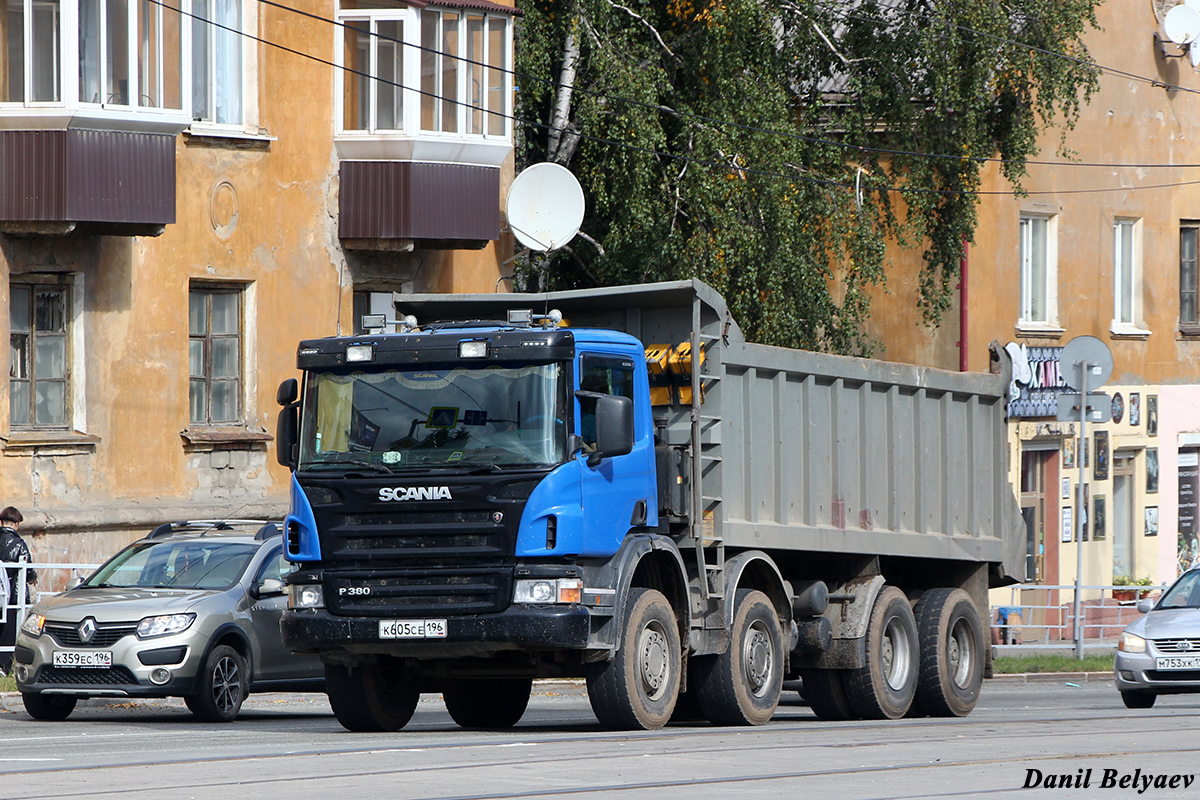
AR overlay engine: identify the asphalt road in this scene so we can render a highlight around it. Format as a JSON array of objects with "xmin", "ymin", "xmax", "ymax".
[{"xmin": 0, "ymin": 678, "xmax": 1196, "ymax": 800}]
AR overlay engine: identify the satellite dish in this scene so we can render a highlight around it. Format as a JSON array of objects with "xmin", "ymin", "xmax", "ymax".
[
  {"xmin": 505, "ymin": 162, "xmax": 585, "ymax": 252},
  {"xmin": 1059, "ymin": 335, "xmax": 1113, "ymax": 392},
  {"xmin": 1165, "ymin": 3, "xmax": 1200, "ymax": 44}
]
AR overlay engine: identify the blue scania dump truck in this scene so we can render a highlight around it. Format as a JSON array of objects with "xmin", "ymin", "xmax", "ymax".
[{"xmin": 275, "ymin": 280, "xmax": 1024, "ymax": 731}]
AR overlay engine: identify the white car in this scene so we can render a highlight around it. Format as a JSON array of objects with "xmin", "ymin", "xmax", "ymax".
[{"xmin": 1114, "ymin": 566, "xmax": 1200, "ymax": 708}]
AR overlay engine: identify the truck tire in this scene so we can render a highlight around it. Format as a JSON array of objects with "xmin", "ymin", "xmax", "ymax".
[
  {"xmin": 585, "ymin": 587, "xmax": 680, "ymax": 730},
  {"xmin": 185, "ymin": 644, "xmax": 248, "ymax": 722},
  {"xmin": 845, "ymin": 586, "xmax": 918, "ymax": 720},
  {"xmin": 443, "ymin": 677, "xmax": 533, "ymax": 729},
  {"xmin": 694, "ymin": 589, "xmax": 783, "ymax": 726},
  {"xmin": 325, "ymin": 659, "xmax": 420, "ymax": 732},
  {"xmin": 913, "ymin": 588, "xmax": 985, "ymax": 717},
  {"xmin": 22, "ymin": 692, "xmax": 77, "ymax": 721},
  {"xmin": 798, "ymin": 669, "xmax": 856, "ymax": 721}
]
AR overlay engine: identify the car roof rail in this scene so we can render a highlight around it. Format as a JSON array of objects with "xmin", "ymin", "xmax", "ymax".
[
  {"xmin": 255, "ymin": 522, "xmax": 283, "ymax": 540},
  {"xmin": 146, "ymin": 519, "xmax": 274, "ymax": 539}
]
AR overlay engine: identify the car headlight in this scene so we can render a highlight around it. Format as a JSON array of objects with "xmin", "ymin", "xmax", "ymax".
[
  {"xmin": 137, "ymin": 613, "xmax": 196, "ymax": 639},
  {"xmin": 513, "ymin": 578, "xmax": 582, "ymax": 604},
  {"xmin": 1118, "ymin": 632, "xmax": 1147, "ymax": 653},
  {"xmin": 20, "ymin": 613, "xmax": 45, "ymax": 638},
  {"xmin": 289, "ymin": 584, "xmax": 324, "ymax": 609}
]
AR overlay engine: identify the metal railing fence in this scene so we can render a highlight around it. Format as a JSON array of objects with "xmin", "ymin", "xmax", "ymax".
[
  {"xmin": 990, "ymin": 583, "xmax": 1166, "ymax": 655},
  {"xmin": 2, "ymin": 561, "xmax": 102, "ymax": 660}
]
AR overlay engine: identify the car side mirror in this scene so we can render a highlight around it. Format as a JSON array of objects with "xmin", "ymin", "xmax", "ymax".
[
  {"xmin": 1137, "ymin": 598, "xmax": 1155, "ymax": 614},
  {"xmin": 67, "ymin": 576, "xmax": 84, "ymax": 590},
  {"xmin": 255, "ymin": 578, "xmax": 286, "ymax": 598}
]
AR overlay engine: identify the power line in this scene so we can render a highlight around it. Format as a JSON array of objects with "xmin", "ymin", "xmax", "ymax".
[{"xmin": 153, "ymin": 0, "xmax": 1200, "ymax": 199}]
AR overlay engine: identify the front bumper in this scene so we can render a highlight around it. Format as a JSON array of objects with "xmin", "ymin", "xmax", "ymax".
[
  {"xmin": 282, "ymin": 604, "xmax": 593, "ymax": 659},
  {"xmin": 13, "ymin": 631, "xmax": 203, "ymax": 699},
  {"xmin": 1114, "ymin": 650, "xmax": 1200, "ymax": 695}
]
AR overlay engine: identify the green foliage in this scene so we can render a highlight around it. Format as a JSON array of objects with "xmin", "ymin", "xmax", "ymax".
[
  {"xmin": 992, "ymin": 653, "xmax": 1114, "ymax": 674},
  {"xmin": 514, "ymin": 0, "xmax": 1099, "ymax": 353}
]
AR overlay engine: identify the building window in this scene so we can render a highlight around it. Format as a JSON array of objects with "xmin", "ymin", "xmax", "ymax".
[
  {"xmin": 1182, "ymin": 225, "xmax": 1198, "ymax": 328},
  {"xmin": 2, "ymin": 0, "xmax": 61, "ymax": 103},
  {"xmin": 1019, "ymin": 215, "xmax": 1055, "ymax": 326},
  {"xmin": 1113, "ymin": 218, "xmax": 1142, "ymax": 329},
  {"xmin": 189, "ymin": 286, "xmax": 241, "ymax": 425},
  {"xmin": 79, "ymin": 0, "xmax": 183, "ymax": 109},
  {"xmin": 191, "ymin": 0, "xmax": 241, "ymax": 124},
  {"xmin": 336, "ymin": 2, "xmax": 511, "ymax": 139},
  {"xmin": 9, "ymin": 279, "xmax": 69, "ymax": 428}
]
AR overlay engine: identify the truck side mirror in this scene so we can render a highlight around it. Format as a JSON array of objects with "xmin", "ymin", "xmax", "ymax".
[
  {"xmin": 592, "ymin": 394, "xmax": 634, "ymax": 466},
  {"xmin": 277, "ymin": 378, "xmax": 298, "ymax": 406},
  {"xmin": 276, "ymin": 379, "xmax": 299, "ymax": 470}
]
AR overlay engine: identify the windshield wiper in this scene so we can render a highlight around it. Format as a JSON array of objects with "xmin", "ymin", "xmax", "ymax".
[{"xmin": 302, "ymin": 458, "xmax": 394, "ymax": 474}]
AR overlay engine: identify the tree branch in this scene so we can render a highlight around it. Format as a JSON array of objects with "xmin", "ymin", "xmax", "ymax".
[{"xmin": 600, "ymin": 0, "xmax": 678, "ymax": 61}]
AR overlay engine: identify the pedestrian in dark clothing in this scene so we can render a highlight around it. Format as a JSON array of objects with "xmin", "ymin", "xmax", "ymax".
[{"xmin": 0, "ymin": 507, "xmax": 36, "ymax": 673}]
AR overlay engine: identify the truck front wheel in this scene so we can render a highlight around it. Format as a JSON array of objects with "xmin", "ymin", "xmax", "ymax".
[
  {"xmin": 325, "ymin": 659, "xmax": 420, "ymax": 732},
  {"xmin": 443, "ymin": 677, "xmax": 532, "ymax": 729},
  {"xmin": 845, "ymin": 586, "xmax": 918, "ymax": 719},
  {"xmin": 694, "ymin": 589, "xmax": 783, "ymax": 725},
  {"xmin": 586, "ymin": 587, "xmax": 680, "ymax": 730},
  {"xmin": 913, "ymin": 588, "xmax": 985, "ymax": 717}
]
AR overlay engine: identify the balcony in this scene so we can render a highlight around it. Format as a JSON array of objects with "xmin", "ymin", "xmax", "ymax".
[{"xmin": 0, "ymin": 0, "xmax": 191, "ymax": 234}]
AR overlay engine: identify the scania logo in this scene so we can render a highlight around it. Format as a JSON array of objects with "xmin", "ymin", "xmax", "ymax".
[
  {"xmin": 77, "ymin": 617, "xmax": 97, "ymax": 644},
  {"xmin": 379, "ymin": 486, "xmax": 453, "ymax": 502}
]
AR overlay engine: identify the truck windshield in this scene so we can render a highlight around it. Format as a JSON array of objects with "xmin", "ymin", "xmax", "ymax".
[{"xmin": 298, "ymin": 363, "xmax": 566, "ymax": 470}]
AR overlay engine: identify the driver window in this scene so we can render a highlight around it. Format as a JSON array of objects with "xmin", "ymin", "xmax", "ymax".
[
  {"xmin": 255, "ymin": 548, "xmax": 293, "ymax": 584},
  {"xmin": 578, "ymin": 356, "xmax": 634, "ymax": 450}
]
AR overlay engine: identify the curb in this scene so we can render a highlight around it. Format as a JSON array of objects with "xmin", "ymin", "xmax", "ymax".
[{"xmin": 989, "ymin": 671, "xmax": 1112, "ymax": 683}]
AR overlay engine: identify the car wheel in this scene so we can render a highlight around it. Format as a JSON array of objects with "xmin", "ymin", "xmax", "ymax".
[
  {"xmin": 22, "ymin": 692, "xmax": 77, "ymax": 721},
  {"xmin": 186, "ymin": 644, "xmax": 248, "ymax": 722},
  {"xmin": 1120, "ymin": 690, "xmax": 1157, "ymax": 709}
]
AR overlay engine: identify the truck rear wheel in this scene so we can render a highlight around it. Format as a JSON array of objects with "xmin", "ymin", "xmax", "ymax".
[
  {"xmin": 846, "ymin": 586, "xmax": 918, "ymax": 719},
  {"xmin": 694, "ymin": 590, "xmax": 783, "ymax": 725},
  {"xmin": 443, "ymin": 677, "xmax": 533, "ymax": 729},
  {"xmin": 798, "ymin": 669, "xmax": 856, "ymax": 721},
  {"xmin": 913, "ymin": 588, "xmax": 984, "ymax": 717},
  {"xmin": 326, "ymin": 659, "xmax": 420, "ymax": 732},
  {"xmin": 585, "ymin": 587, "xmax": 680, "ymax": 730}
]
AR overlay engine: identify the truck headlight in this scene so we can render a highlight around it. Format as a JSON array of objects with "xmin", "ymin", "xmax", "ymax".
[
  {"xmin": 137, "ymin": 613, "xmax": 196, "ymax": 639},
  {"xmin": 20, "ymin": 613, "xmax": 45, "ymax": 638},
  {"xmin": 1118, "ymin": 632, "xmax": 1147, "ymax": 653},
  {"xmin": 513, "ymin": 578, "xmax": 582, "ymax": 604},
  {"xmin": 289, "ymin": 584, "xmax": 325, "ymax": 609}
]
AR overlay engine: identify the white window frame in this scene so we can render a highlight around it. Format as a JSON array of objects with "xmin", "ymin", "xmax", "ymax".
[
  {"xmin": 0, "ymin": 0, "xmax": 191, "ymax": 132},
  {"xmin": 1112, "ymin": 218, "xmax": 1148, "ymax": 336},
  {"xmin": 189, "ymin": 0, "xmax": 260, "ymax": 134},
  {"xmin": 1018, "ymin": 214, "xmax": 1059, "ymax": 331},
  {"xmin": 333, "ymin": 2, "xmax": 513, "ymax": 167}
]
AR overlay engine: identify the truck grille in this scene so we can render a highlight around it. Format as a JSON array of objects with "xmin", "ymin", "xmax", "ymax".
[
  {"xmin": 329, "ymin": 510, "xmax": 512, "ymax": 566},
  {"xmin": 327, "ymin": 567, "xmax": 512, "ymax": 616},
  {"xmin": 45, "ymin": 621, "xmax": 139, "ymax": 648}
]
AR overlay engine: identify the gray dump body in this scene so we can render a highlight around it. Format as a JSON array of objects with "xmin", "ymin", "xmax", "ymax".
[{"xmin": 395, "ymin": 279, "xmax": 1026, "ymax": 585}]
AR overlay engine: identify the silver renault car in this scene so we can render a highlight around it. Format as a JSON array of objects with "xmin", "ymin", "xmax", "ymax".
[
  {"xmin": 1115, "ymin": 565, "xmax": 1200, "ymax": 708},
  {"xmin": 13, "ymin": 520, "xmax": 323, "ymax": 722}
]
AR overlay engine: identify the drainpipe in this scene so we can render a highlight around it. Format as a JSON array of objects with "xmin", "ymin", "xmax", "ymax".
[{"xmin": 958, "ymin": 237, "xmax": 969, "ymax": 372}]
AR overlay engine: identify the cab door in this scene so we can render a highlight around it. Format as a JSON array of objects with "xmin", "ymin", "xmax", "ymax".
[{"xmin": 575, "ymin": 350, "xmax": 657, "ymax": 556}]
